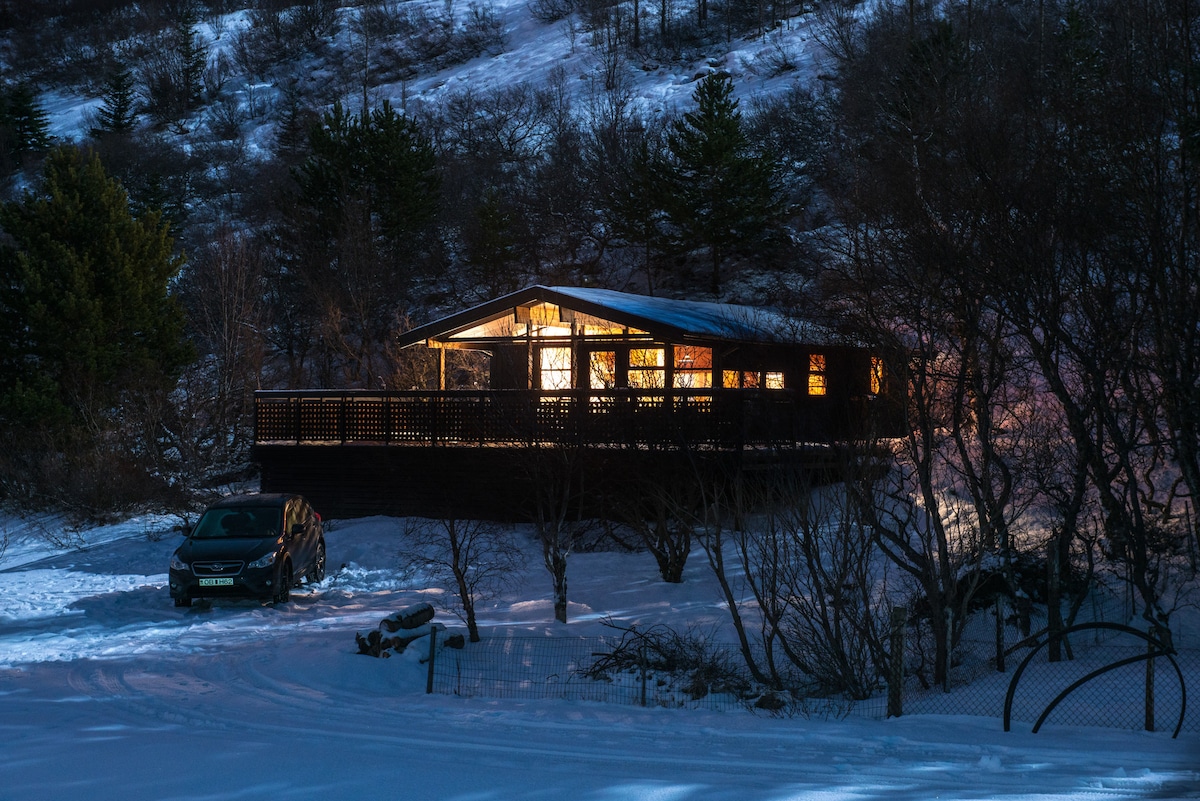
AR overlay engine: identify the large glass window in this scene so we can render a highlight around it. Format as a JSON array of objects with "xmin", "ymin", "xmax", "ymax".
[
  {"xmin": 808, "ymin": 354, "xmax": 827, "ymax": 396},
  {"xmin": 673, "ymin": 345, "xmax": 712, "ymax": 388},
  {"xmin": 589, "ymin": 351, "xmax": 617, "ymax": 390},
  {"xmin": 628, "ymin": 348, "xmax": 665, "ymax": 388},
  {"xmin": 721, "ymin": 369, "xmax": 784, "ymax": 390},
  {"xmin": 870, "ymin": 356, "xmax": 884, "ymax": 395},
  {"xmin": 540, "ymin": 347, "xmax": 572, "ymax": 390}
]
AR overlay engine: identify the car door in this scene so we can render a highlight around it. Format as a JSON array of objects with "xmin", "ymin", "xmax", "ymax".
[{"xmin": 284, "ymin": 498, "xmax": 314, "ymax": 574}]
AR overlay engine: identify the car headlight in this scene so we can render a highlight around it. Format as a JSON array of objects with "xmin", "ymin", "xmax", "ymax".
[
  {"xmin": 170, "ymin": 554, "xmax": 189, "ymax": 571},
  {"xmin": 249, "ymin": 551, "xmax": 277, "ymax": 569}
]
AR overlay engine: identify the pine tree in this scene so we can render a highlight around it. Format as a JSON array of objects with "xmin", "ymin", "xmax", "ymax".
[
  {"xmin": 0, "ymin": 147, "xmax": 193, "ymax": 430},
  {"xmin": 604, "ymin": 137, "xmax": 671, "ymax": 294},
  {"xmin": 0, "ymin": 83, "xmax": 51, "ymax": 167},
  {"xmin": 465, "ymin": 186, "xmax": 521, "ymax": 295},
  {"xmin": 294, "ymin": 100, "xmax": 440, "ymax": 254},
  {"xmin": 176, "ymin": 7, "xmax": 208, "ymax": 110},
  {"xmin": 662, "ymin": 72, "xmax": 784, "ymax": 295},
  {"xmin": 287, "ymin": 101, "xmax": 441, "ymax": 386},
  {"xmin": 91, "ymin": 68, "xmax": 139, "ymax": 136}
]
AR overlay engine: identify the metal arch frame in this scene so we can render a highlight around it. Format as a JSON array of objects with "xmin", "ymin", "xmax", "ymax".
[{"xmin": 1002, "ymin": 622, "xmax": 1186, "ymax": 739}]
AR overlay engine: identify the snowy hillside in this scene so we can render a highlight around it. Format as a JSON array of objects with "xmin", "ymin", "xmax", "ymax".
[{"xmin": 35, "ymin": 0, "xmax": 827, "ymax": 145}]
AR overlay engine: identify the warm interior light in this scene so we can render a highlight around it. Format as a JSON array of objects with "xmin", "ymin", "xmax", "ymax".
[
  {"xmin": 628, "ymin": 348, "xmax": 665, "ymax": 388},
  {"xmin": 673, "ymin": 345, "xmax": 712, "ymax": 388},
  {"xmin": 808, "ymin": 354, "xmax": 826, "ymax": 396},
  {"xmin": 590, "ymin": 351, "xmax": 616, "ymax": 389},
  {"xmin": 540, "ymin": 347, "xmax": 572, "ymax": 390}
]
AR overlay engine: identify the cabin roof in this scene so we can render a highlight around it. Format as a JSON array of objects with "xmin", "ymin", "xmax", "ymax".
[{"xmin": 398, "ymin": 285, "xmax": 851, "ymax": 348}]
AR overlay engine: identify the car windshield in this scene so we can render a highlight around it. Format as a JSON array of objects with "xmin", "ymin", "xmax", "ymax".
[{"xmin": 191, "ymin": 507, "xmax": 282, "ymax": 540}]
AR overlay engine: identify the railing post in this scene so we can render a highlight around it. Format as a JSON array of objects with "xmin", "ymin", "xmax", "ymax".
[{"xmin": 339, "ymin": 393, "xmax": 348, "ymax": 444}]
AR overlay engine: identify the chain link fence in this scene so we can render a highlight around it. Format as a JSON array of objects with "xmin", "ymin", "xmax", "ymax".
[{"xmin": 426, "ymin": 612, "xmax": 1198, "ymax": 734}]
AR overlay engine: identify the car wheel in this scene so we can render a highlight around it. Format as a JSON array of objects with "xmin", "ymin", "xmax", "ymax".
[
  {"xmin": 273, "ymin": 563, "xmax": 292, "ymax": 604},
  {"xmin": 308, "ymin": 540, "xmax": 326, "ymax": 584},
  {"xmin": 174, "ymin": 597, "xmax": 192, "ymax": 608}
]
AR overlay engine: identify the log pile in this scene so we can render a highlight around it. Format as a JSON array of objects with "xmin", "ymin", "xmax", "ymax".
[{"xmin": 355, "ymin": 602, "xmax": 465, "ymax": 658}]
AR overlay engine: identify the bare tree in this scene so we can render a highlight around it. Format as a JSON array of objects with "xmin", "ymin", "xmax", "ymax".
[
  {"xmin": 526, "ymin": 444, "xmax": 596, "ymax": 624},
  {"xmin": 699, "ymin": 465, "xmax": 894, "ymax": 698},
  {"xmin": 614, "ymin": 466, "xmax": 700, "ymax": 583},
  {"xmin": 399, "ymin": 517, "xmax": 523, "ymax": 642},
  {"xmin": 818, "ymin": 0, "xmax": 1198, "ymax": 667}
]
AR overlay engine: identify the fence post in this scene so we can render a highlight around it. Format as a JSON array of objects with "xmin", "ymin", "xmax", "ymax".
[
  {"xmin": 1048, "ymin": 536, "xmax": 1062, "ymax": 663},
  {"xmin": 426, "ymin": 625, "xmax": 440, "ymax": 695},
  {"xmin": 1186, "ymin": 501, "xmax": 1197, "ymax": 573},
  {"xmin": 994, "ymin": 595, "xmax": 1005, "ymax": 672},
  {"xmin": 943, "ymin": 608, "xmax": 953, "ymax": 693},
  {"xmin": 1144, "ymin": 631, "xmax": 1156, "ymax": 732},
  {"xmin": 639, "ymin": 638, "xmax": 647, "ymax": 708},
  {"xmin": 888, "ymin": 606, "xmax": 906, "ymax": 718}
]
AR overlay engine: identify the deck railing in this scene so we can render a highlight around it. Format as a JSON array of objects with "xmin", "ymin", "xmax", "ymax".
[{"xmin": 253, "ymin": 389, "xmax": 818, "ymax": 449}]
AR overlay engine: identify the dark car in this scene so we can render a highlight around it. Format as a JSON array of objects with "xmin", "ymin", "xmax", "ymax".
[{"xmin": 169, "ymin": 493, "xmax": 326, "ymax": 607}]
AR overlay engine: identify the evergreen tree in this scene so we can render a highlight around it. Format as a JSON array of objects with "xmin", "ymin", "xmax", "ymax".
[
  {"xmin": 604, "ymin": 136, "xmax": 671, "ymax": 294},
  {"xmin": 91, "ymin": 68, "xmax": 139, "ymax": 136},
  {"xmin": 662, "ymin": 72, "xmax": 784, "ymax": 294},
  {"xmin": 286, "ymin": 101, "xmax": 441, "ymax": 386},
  {"xmin": 0, "ymin": 147, "xmax": 193, "ymax": 430},
  {"xmin": 0, "ymin": 83, "xmax": 51, "ymax": 169},
  {"xmin": 465, "ymin": 186, "xmax": 522, "ymax": 295},
  {"xmin": 176, "ymin": 6, "xmax": 208, "ymax": 110},
  {"xmin": 294, "ymin": 100, "xmax": 440, "ymax": 253}
]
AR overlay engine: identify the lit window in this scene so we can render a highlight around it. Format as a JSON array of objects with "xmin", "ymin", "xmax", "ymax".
[
  {"xmin": 743, "ymin": 371, "xmax": 760, "ymax": 389},
  {"xmin": 722, "ymin": 370, "xmax": 739, "ymax": 388},
  {"xmin": 808, "ymin": 354, "xmax": 826, "ymax": 396},
  {"xmin": 870, "ymin": 356, "xmax": 884, "ymax": 395},
  {"xmin": 540, "ymin": 347, "xmax": 572, "ymax": 390},
  {"xmin": 589, "ymin": 351, "xmax": 616, "ymax": 390},
  {"xmin": 673, "ymin": 346, "xmax": 713, "ymax": 388},
  {"xmin": 628, "ymin": 348, "xmax": 665, "ymax": 389},
  {"xmin": 765, "ymin": 371, "xmax": 785, "ymax": 390}
]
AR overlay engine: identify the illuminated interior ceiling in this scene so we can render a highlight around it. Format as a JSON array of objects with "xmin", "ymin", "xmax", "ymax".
[{"xmin": 441, "ymin": 302, "xmax": 648, "ymax": 345}]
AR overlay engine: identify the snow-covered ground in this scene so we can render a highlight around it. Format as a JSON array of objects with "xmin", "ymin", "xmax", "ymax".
[{"xmin": 1, "ymin": 511, "xmax": 1197, "ymax": 800}]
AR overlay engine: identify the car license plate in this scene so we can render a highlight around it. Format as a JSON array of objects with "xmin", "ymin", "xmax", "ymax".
[{"xmin": 199, "ymin": 578, "xmax": 234, "ymax": 587}]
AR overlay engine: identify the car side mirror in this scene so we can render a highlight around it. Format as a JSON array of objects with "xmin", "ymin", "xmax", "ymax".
[
  {"xmin": 177, "ymin": 524, "xmax": 193, "ymax": 538},
  {"xmin": 290, "ymin": 523, "xmax": 305, "ymax": 537}
]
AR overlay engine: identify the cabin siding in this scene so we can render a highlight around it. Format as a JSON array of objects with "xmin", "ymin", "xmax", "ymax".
[{"xmin": 256, "ymin": 442, "xmax": 844, "ymax": 521}]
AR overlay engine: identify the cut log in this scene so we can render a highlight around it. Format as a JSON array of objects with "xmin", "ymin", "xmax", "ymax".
[{"xmin": 379, "ymin": 602, "xmax": 436, "ymax": 632}]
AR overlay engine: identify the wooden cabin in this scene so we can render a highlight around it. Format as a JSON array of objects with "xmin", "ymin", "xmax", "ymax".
[{"xmin": 253, "ymin": 286, "xmax": 905, "ymax": 519}]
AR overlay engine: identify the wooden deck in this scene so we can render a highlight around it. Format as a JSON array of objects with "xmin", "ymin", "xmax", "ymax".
[
  {"xmin": 251, "ymin": 389, "xmax": 890, "ymax": 519},
  {"xmin": 254, "ymin": 388, "xmax": 843, "ymax": 449}
]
